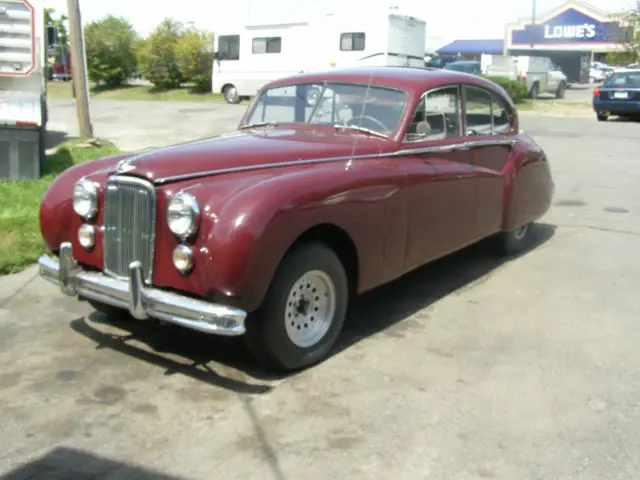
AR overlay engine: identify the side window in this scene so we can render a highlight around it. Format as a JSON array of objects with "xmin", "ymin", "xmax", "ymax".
[
  {"xmin": 404, "ymin": 86, "xmax": 461, "ymax": 142},
  {"xmin": 463, "ymin": 86, "xmax": 493, "ymax": 136},
  {"xmin": 252, "ymin": 37, "xmax": 282, "ymax": 54},
  {"xmin": 218, "ymin": 35, "xmax": 240, "ymax": 61},
  {"xmin": 340, "ymin": 32, "xmax": 366, "ymax": 51},
  {"xmin": 491, "ymin": 94, "xmax": 512, "ymax": 134}
]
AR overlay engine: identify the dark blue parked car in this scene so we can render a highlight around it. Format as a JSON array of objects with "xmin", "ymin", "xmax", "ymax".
[{"xmin": 593, "ymin": 69, "xmax": 640, "ymax": 121}]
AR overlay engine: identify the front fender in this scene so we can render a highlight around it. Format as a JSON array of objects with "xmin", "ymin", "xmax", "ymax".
[{"xmin": 187, "ymin": 162, "xmax": 406, "ymax": 312}]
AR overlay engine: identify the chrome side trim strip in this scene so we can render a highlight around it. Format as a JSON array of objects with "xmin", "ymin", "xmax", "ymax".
[{"xmin": 153, "ymin": 137, "xmax": 516, "ymax": 185}]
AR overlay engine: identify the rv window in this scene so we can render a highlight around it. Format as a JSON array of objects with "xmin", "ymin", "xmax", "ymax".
[
  {"xmin": 218, "ymin": 35, "xmax": 240, "ymax": 60},
  {"xmin": 252, "ymin": 37, "xmax": 282, "ymax": 54},
  {"xmin": 340, "ymin": 32, "xmax": 366, "ymax": 52}
]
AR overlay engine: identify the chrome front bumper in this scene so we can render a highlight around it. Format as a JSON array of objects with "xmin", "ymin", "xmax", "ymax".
[{"xmin": 37, "ymin": 242, "xmax": 247, "ymax": 336}]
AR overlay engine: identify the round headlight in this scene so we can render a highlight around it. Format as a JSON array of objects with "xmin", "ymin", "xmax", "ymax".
[
  {"xmin": 73, "ymin": 178, "xmax": 98, "ymax": 219},
  {"xmin": 166, "ymin": 192, "xmax": 200, "ymax": 239}
]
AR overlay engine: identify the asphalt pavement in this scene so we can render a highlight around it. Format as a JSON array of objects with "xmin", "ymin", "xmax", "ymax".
[{"xmin": 1, "ymin": 102, "xmax": 639, "ymax": 479}]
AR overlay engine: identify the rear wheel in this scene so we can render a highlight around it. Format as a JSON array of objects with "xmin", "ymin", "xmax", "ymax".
[
  {"xmin": 597, "ymin": 112, "xmax": 609, "ymax": 122},
  {"xmin": 243, "ymin": 242, "xmax": 349, "ymax": 372},
  {"xmin": 495, "ymin": 223, "xmax": 533, "ymax": 255},
  {"xmin": 223, "ymin": 84, "xmax": 241, "ymax": 104},
  {"xmin": 529, "ymin": 83, "xmax": 539, "ymax": 100}
]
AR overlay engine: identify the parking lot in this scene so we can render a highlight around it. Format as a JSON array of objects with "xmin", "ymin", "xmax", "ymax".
[{"xmin": 1, "ymin": 101, "xmax": 639, "ymax": 479}]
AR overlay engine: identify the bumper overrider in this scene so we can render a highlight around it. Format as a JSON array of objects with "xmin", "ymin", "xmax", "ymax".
[{"xmin": 37, "ymin": 242, "xmax": 247, "ymax": 336}]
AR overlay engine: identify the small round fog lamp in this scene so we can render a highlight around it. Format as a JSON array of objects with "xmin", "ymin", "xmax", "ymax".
[
  {"xmin": 172, "ymin": 245, "xmax": 194, "ymax": 273},
  {"xmin": 78, "ymin": 224, "xmax": 96, "ymax": 249}
]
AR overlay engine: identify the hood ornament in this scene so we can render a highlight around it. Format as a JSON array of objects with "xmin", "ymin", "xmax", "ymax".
[{"xmin": 116, "ymin": 159, "xmax": 135, "ymax": 174}]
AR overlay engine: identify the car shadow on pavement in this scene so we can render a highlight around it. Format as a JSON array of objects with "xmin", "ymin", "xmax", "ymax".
[
  {"xmin": 0, "ymin": 446, "xmax": 184, "ymax": 479},
  {"xmin": 68, "ymin": 223, "xmax": 556, "ymax": 394}
]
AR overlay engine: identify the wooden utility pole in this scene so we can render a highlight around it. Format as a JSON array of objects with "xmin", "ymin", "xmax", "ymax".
[{"xmin": 66, "ymin": 0, "xmax": 93, "ymax": 138}]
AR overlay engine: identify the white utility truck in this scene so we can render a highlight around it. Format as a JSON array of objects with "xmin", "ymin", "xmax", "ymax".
[
  {"xmin": 212, "ymin": 11, "xmax": 427, "ymax": 104},
  {"xmin": 482, "ymin": 54, "xmax": 569, "ymax": 99},
  {"xmin": 0, "ymin": 0, "xmax": 48, "ymax": 179}
]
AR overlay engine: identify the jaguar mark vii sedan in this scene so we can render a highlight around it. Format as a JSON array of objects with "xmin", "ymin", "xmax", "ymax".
[{"xmin": 38, "ymin": 67, "xmax": 554, "ymax": 371}]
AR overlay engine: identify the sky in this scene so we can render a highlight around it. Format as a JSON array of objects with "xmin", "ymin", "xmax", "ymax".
[{"xmin": 42, "ymin": 0, "xmax": 636, "ymax": 49}]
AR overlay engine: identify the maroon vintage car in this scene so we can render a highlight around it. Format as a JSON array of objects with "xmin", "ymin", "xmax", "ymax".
[{"xmin": 37, "ymin": 67, "xmax": 553, "ymax": 371}]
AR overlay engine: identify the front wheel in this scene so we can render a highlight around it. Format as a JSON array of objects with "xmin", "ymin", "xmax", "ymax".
[
  {"xmin": 83, "ymin": 298, "xmax": 130, "ymax": 320},
  {"xmin": 555, "ymin": 81, "xmax": 566, "ymax": 99},
  {"xmin": 243, "ymin": 242, "xmax": 349, "ymax": 372}
]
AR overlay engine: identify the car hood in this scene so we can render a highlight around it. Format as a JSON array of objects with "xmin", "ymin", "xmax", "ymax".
[{"xmin": 112, "ymin": 128, "xmax": 390, "ymax": 184}]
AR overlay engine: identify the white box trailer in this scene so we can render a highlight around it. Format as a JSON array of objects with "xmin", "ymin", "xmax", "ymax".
[
  {"xmin": 212, "ymin": 11, "xmax": 427, "ymax": 104},
  {"xmin": 0, "ymin": 0, "xmax": 47, "ymax": 180}
]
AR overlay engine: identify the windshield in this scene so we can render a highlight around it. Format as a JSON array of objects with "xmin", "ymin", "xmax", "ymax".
[
  {"xmin": 603, "ymin": 71, "xmax": 640, "ymax": 87},
  {"xmin": 243, "ymin": 82, "xmax": 408, "ymax": 136}
]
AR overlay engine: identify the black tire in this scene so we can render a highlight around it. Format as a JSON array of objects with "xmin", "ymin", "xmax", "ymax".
[
  {"xmin": 597, "ymin": 112, "xmax": 608, "ymax": 122},
  {"xmin": 495, "ymin": 222, "xmax": 533, "ymax": 255},
  {"xmin": 555, "ymin": 81, "xmax": 566, "ymax": 99},
  {"xmin": 84, "ymin": 298, "xmax": 130, "ymax": 319},
  {"xmin": 243, "ymin": 242, "xmax": 349, "ymax": 372},
  {"xmin": 529, "ymin": 83, "xmax": 539, "ymax": 100},
  {"xmin": 223, "ymin": 84, "xmax": 241, "ymax": 104}
]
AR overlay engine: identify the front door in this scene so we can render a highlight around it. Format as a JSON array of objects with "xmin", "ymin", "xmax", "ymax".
[{"xmin": 400, "ymin": 84, "xmax": 479, "ymax": 271}]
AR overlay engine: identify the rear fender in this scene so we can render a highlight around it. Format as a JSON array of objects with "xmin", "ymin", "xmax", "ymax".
[{"xmin": 502, "ymin": 134, "xmax": 553, "ymax": 230}]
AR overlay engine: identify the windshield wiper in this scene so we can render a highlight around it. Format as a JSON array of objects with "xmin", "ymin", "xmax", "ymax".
[
  {"xmin": 240, "ymin": 121, "xmax": 278, "ymax": 130},
  {"xmin": 333, "ymin": 123, "xmax": 388, "ymax": 138}
]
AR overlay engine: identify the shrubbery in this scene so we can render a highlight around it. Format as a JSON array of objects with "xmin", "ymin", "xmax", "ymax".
[
  {"xmin": 82, "ymin": 16, "xmax": 214, "ymax": 92},
  {"xmin": 484, "ymin": 75, "xmax": 529, "ymax": 104},
  {"xmin": 84, "ymin": 16, "xmax": 137, "ymax": 88}
]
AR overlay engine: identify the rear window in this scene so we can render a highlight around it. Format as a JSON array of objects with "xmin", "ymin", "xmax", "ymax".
[{"xmin": 604, "ymin": 72, "xmax": 640, "ymax": 87}]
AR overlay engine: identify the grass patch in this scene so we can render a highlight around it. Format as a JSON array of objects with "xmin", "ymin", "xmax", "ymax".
[
  {"xmin": 516, "ymin": 98, "xmax": 592, "ymax": 115},
  {"xmin": 0, "ymin": 138, "xmax": 120, "ymax": 275},
  {"xmin": 47, "ymin": 81, "xmax": 226, "ymax": 103}
]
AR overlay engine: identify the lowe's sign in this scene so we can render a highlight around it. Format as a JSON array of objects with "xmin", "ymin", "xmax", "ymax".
[
  {"xmin": 511, "ymin": 7, "xmax": 633, "ymax": 45},
  {"xmin": 543, "ymin": 23, "xmax": 596, "ymax": 40}
]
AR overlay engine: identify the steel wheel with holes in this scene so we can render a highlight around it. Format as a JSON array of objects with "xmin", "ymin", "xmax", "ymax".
[
  {"xmin": 495, "ymin": 222, "xmax": 533, "ymax": 255},
  {"xmin": 243, "ymin": 242, "xmax": 349, "ymax": 371}
]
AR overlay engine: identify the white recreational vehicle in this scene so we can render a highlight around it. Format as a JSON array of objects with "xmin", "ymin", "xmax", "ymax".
[{"xmin": 212, "ymin": 12, "xmax": 427, "ymax": 104}]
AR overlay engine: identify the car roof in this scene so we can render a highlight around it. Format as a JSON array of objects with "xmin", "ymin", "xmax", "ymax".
[{"xmin": 263, "ymin": 66, "xmax": 507, "ymax": 99}]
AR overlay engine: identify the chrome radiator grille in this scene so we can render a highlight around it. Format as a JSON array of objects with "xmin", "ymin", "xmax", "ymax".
[{"xmin": 103, "ymin": 176, "xmax": 156, "ymax": 283}]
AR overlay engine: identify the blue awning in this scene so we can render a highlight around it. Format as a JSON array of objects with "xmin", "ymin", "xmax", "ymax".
[{"xmin": 436, "ymin": 39, "xmax": 504, "ymax": 55}]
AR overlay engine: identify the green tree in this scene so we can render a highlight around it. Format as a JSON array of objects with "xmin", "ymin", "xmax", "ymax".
[
  {"xmin": 135, "ymin": 18, "xmax": 184, "ymax": 88},
  {"xmin": 175, "ymin": 28, "xmax": 214, "ymax": 92},
  {"xmin": 84, "ymin": 16, "xmax": 138, "ymax": 88},
  {"xmin": 606, "ymin": 2, "xmax": 640, "ymax": 65}
]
